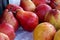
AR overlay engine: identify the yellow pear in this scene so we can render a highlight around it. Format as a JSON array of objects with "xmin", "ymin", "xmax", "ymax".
[
  {"xmin": 54, "ymin": 30, "xmax": 60, "ymax": 40},
  {"xmin": 33, "ymin": 22, "xmax": 56, "ymax": 40}
]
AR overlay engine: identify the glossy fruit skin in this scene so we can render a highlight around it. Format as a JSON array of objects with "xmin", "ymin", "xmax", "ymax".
[
  {"xmin": 32, "ymin": 0, "xmax": 46, "ymax": 6},
  {"xmin": 6, "ymin": 4, "xmax": 21, "ymax": 13},
  {"xmin": 0, "ymin": 22, "xmax": 15, "ymax": 40},
  {"xmin": 2, "ymin": 9, "xmax": 19, "ymax": 31},
  {"xmin": 56, "ymin": 4, "xmax": 60, "ymax": 10},
  {"xmin": 20, "ymin": 0, "xmax": 36, "ymax": 11},
  {"xmin": 16, "ymin": 9, "xmax": 39, "ymax": 32},
  {"xmin": 50, "ymin": 0, "xmax": 60, "ymax": 10},
  {"xmin": 32, "ymin": 0, "xmax": 50, "ymax": 6},
  {"xmin": 33, "ymin": 22, "xmax": 56, "ymax": 40},
  {"xmin": 35, "ymin": 4, "xmax": 52, "ymax": 22},
  {"xmin": 54, "ymin": 30, "xmax": 60, "ymax": 40},
  {"xmin": 49, "ymin": 0, "xmax": 55, "ymax": 8},
  {"xmin": 0, "ymin": 36, "xmax": 4, "ymax": 40},
  {"xmin": 44, "ymin": 9, "xmax": 60, "ymax": 30},
  {"xmin": 0, "ymin": 32, "xmax": 10, "ymax": 40}
]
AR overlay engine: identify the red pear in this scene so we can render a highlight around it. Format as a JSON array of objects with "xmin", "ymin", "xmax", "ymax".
[
  {"xmin": 0, "ymin": 22, "xmax": 15, "ymax": 40},
  {"xmin": 16, "ymin": 7, "xmax": 39, "ymax": 32},
  {"xmin": 49, "ymin": 0, "xmax": 56, "ymax": 9},
  {"xmin": 0, "ymin": 32, "xmax": 10, "ymax": 40},
  {"xmin": 32, "ymin": 0, "xmax": 50, "ymax": 6},
  {"xmin": 56, "ymin": 4, "xmax": 60, "ymax": 10},
  {"xmin": 50, "ymin": 0, "xmax": 60, "ymax": 10},
  {"xmin": 2, "ymin": 9, "xmax": 19, "ymax": 31},
  {"xmin": 20, "ymin": 0, "xmax": 36, "ymax": 11},
  {"xmin": 6, "ymin": 4, "xmax": 21, "ymax": 13},
  {"xmin": 35, "ymin": 4, "xmax": 52, "ymax": 22}
]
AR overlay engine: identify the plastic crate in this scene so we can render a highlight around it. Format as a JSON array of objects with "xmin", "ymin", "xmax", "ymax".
[{"xmin": 15, "ymin": 27, "xmax": 33, "ymax": 40}]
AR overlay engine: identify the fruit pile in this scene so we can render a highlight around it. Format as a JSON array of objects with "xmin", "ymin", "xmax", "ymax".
[{"xmin": 0, "ymin": 0, "xmax": 60, "ymax": 40}]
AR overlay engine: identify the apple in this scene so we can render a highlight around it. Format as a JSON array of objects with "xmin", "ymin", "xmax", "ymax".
[
  {"xmin": 33, "ymin": 22, "xmax": 56, "ymax": 40},
  {"xmin": 54, "ymin": 30, "xmax": 60, "ymax": 40},
  {"xmin": 44, "ymin": 9, "xmax": 60, "ymax": 30},
  {"xmin": 20, "ymin": 0, "xmax": 36, "ymax": 11},
  {"xmin": 0, "ymin": 32, "xmax": 10, "ymax": 40},
  {"xmin": 0, "ymin": 22, "xmax": 15, "ymax": 40},
  {"xmin": 2, "ymin": 9, "xmax": 19, "ymax": 31},
  {"xmin": 35, "ymin": 4, "xmax": 52, "ymax": 22},
  {"xmin": 32, "ymin": 0, "xmax": 50, "ymax": 6},
  {"xmin": 16, "ymin": 7, "xmax": 39, "ymax": 32}
]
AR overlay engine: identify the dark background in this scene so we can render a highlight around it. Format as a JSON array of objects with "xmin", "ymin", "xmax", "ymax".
[{"xmin": 0, "ymin": 0, "xmax": 9, "ymax": 15}]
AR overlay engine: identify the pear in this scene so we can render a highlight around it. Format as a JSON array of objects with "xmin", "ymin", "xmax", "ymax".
[
  {"xmin": 54, "ymin": 30, "xmax": 60, "ymax": 40},
  {"xmin": 2, "ymin": 9, "xmax": 19, "ymax": 31},
  {"xmin": 33, "ymin": 22, "xmax": 56, "ymax": 40},
  {"xmin": 20, "ymin": 0, "xmax": 36, "ymax": 11},
  {"xmin": 16, "ymin": 7, "xmax": 38, "ymax": 32}
]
